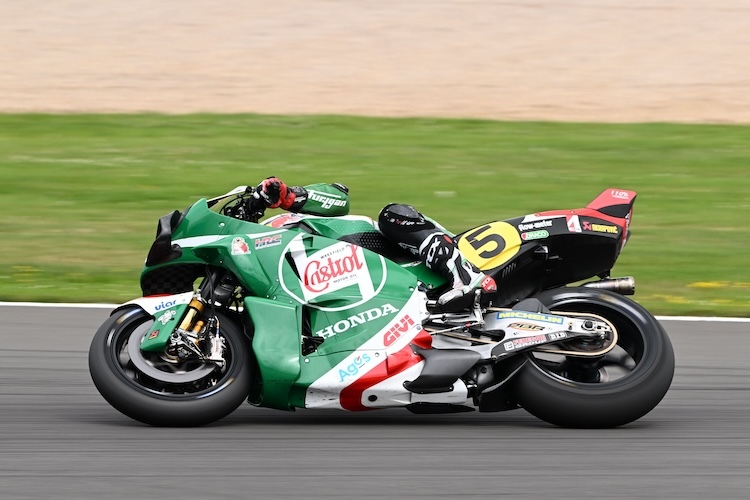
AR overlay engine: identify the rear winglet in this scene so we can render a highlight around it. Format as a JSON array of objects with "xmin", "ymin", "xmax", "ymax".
[{"xmin": 586, "ymin": 189, "xmax": 637, "ymax": 218}]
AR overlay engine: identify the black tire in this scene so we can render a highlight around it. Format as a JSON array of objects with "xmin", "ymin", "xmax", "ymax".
[
  {"xmin": 510, "ymin": 287, "xmax": 674, "ymax": 428},
  {"xmin": 89, "ymin": 307, "xmax": 252, "ymax": 426}
]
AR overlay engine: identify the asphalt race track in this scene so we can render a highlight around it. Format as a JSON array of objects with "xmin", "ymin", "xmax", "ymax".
[{"xmin": 1, "ymin": 304, "xmax": 748, "ymax": 499}]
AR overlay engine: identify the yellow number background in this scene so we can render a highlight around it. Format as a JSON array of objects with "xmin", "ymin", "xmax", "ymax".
[{"xmin": 456, "ymin": 221, "xmax": 521, "ymax": 271}]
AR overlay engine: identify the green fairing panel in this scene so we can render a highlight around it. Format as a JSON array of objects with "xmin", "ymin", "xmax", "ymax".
[
  {"xmin": 244, "ymin": 249, "xmax": 417, "ymax": 410},
  {"xmin": 244, "ymin": 296, "xmax": 302, "ymax": 410},
  {"xmin": 142, "ymin": 196, "xmax": 447, "ymax": 301},
  {"xmin": 291, "ymin": 251, "xmax": 421, "ymax": 407},
  {"xmin": 306, "ymin": 261, "xmax": 417, "ymax": 354},
  {"xmin": 300, "ymin": 217, "xmax": 376, "ymax": 240},
  {"xmin": 399, "ymin": 262, "xmax": 445, "ymax": 291},
  {"xmin": 138, "ymin": 197, "xmax": 445, "ymax": 411},
  {"xmin": 252, "ymin": 231, "xmax": 422, "ymax": 409},
  {"xmin": 140, "ymin": 199, "xmax": 293, "ymax": 296},
  {"xmin": 299, "ymin": 183, "xmax": 350, "ymax": 216}
]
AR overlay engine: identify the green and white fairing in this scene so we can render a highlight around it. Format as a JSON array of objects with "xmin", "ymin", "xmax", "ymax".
[
  {"xmin": 133, "ymin": 186, "xmax": 447, "ymax": 412},
  {"xmin": 93, "ymin": 186, "xmax": 675, "ymax": 429},
  {"xmin": 245, "ymin": 229, "xmax": 437, "ymax": 411}
]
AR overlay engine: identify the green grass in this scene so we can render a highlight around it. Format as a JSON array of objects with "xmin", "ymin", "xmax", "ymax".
[{"xmin": 1, "ymin": 113, "xmax": 749, "ymax": 316}]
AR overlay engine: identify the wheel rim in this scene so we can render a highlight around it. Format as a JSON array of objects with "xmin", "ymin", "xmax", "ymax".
[
  {"xmin": 109, "ymin": 312, "xmax": 234, "ymax": 397},
  {"xmin": 126, "ymin": 322, "xmax": 216, "ymax": 383},
  {"xmin": 527, "ymin": 305, "xmax": 645, "ymax": 385}
]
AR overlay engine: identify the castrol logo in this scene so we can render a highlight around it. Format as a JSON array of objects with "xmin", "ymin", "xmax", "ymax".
[
  {"xmin": 279, "ymin": 236, "xmax": 388, "ymax": 311},
  {"xmin": 304, "ymin": 244, "xmax": 364, "ymax": 293}
]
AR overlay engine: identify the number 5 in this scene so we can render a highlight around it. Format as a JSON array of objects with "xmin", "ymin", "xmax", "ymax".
[{"xmin": 464, "ymin": 225, "xmax": 505, "ymax": 258}]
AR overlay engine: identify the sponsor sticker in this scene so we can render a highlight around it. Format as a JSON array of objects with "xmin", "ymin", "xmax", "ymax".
[
  {"xmin": 255, "ymin": 234, "xmax": 283, "ymax": 249},
  {"xmin": 509, "ymin": 322, "xmax": 545, "ymax": 332},
  {"xmin": 156, "ymin": 309, "xmax": 176, "ymax": 325},
  {"xmin": 154, "ymin": 299, "xmax": 177, "ymax": 312},
  {"xmin": 231, "ymin": 237, "xmax": 251, "ymax": 255},
  {"xmin": 383, "ymin": 314, "xmax": 416, "ymax": 347},
  {"xmin": 303, "ymin": 243, "xmax": 367, "ymax": 295},
  {"xmin": 315, "ymin": 303, "xmax": 398, "ymax": 338},
  {"xmin": 496, "ymin": 311, "xmax": 565, "ymax": 324},
  {"xmin": 503, "ymin": 334, "xmax": 548, "ymax": 351},
  {"xmin": 583, "ymin": 221, "xmax": 619, "ymax": 234},
  {"xmin": 517, "ymin": 219, "xmax": 553, "ymax": 232},
  {"xmin": 481, "ymin": 276, "xmax": 497, "ymax": 293},
  {"xmin": 567, "ymin": 215, "xmax": 582, "ymax": 233},
  {"xmin": 279, "ymin": 236, "xmax": 388, "ymax": 311},
  {"xmin": 521, "ymin": 230, "xmax": 549, "ymax": 241},
  {"xmin": 611, "ymin": 190, "xmax": 630, "ymax": 200},
  {"xmin": 284, "ymin": 239, "xmax": 383, "ymax": 307},
  {"xmin": 308, "ymin": 189, "xmax": 348, "ymax": 210},
  {"xmin": 338, "ymin": 354, "xmax": 372, "ymax": 382}
]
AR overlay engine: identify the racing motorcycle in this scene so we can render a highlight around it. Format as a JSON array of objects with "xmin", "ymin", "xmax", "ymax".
[{"xmin": 89, "ymin": 187, "xmax": 674, "ymax": 427}]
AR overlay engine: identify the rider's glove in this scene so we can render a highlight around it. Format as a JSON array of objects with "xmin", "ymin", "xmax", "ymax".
[{"xmin": 255, "ymin": 177, "xmax": 297, "ymax": 209}]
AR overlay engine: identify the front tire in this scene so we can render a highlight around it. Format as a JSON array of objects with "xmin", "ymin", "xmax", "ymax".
[
  {"xmin": 510, "ymin": 288, "xmax": 674, "ymax": 428},
  {"xmin": 89, "ymin": 307, "xmax": 252, "ymax": 426}
]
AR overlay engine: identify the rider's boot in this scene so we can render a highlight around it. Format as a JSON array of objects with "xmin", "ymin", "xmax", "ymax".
[{"xmin": 419, "ymin": 233, "xmax": 497, "ymax": 307}]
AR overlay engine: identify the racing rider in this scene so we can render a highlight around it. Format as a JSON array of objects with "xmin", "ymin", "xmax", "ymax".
[{"xmin": 247, "ymin": 177, "xmax": 497, "ymax": 308}]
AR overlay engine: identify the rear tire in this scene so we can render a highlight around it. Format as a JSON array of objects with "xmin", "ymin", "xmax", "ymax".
[
  {"xmin": 89, "ymin": 307, "xmax": 252, "ymax": 426},
  {"xmin": 510, "ymin": 288, "xmax": 674, "ymax": 428}
]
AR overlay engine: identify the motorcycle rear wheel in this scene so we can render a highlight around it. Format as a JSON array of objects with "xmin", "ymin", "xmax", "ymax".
[
  {"xmin": 510, "ymin": 287, "xmax": 674, "ymax": 428},
  {"xmin": 89, "ymin": 307, "xmax": 252, "ymax": 426}
]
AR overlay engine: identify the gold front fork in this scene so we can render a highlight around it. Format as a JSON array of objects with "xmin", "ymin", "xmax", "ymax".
[{"xmin": 178, "ymin": 298, "xmax": 205, "ymax": 332}]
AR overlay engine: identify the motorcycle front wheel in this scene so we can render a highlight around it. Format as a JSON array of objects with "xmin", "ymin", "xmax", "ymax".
[
  {"xmin": 89, "ymin": 307, "xmax": 252, "ymax": 426},
  {"xmin": 510, "ymin": 287, "xmax": 675, "ymax": 428}
]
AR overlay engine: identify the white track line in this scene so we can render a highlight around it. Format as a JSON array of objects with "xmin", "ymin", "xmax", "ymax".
[
  {"xmin": 0, "ymin": 301, "xmax": 118, "ymax": 309},
  {"xmin": 0, "ymin": 301, "xmax": 748, "ymax": 322},
  {"xmin": 655, "ymin": 315, "xmax": 750, "ymax": 323}
]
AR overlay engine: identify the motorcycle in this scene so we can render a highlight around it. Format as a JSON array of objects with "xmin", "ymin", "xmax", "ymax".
[{"xmin": 89, "ymin": 186, "xmax": 674, "ymax": 427}]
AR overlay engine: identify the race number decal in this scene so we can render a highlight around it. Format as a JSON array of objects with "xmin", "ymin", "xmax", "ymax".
[{"xmin": 456, "ymin": 222, "xmax": 521, "ymax": 271}]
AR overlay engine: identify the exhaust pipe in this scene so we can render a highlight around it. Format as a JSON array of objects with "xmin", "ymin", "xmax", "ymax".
[{"xmin": 582, "ymin": 276, "xmax": 635, "ymax": 295}]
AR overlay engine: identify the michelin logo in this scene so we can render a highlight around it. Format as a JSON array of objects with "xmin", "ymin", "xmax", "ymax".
[{"xmin": 496, "ymin": 311, "xmax": 564, "ymax": 324}]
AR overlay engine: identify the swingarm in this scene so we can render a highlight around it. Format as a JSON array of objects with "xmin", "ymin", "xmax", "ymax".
[{"xmin": 424, "ymin": 303, "xmax": 617, "ymax": 359}]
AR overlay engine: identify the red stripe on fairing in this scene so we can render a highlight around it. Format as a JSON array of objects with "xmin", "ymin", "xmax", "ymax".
[
  {"xmin": 339, "ymin": 332, "xmax": 429, "ymax": 411},
  {"xmin": 411, "ymin": 329, "xmax": 432, "ymax": 349},
  {"xmin": 586, "ymin": 190, "xmax": 637, "ymax": 211}
]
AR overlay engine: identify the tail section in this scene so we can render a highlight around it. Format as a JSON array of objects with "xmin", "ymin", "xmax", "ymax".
[
  {"xmin": 586, "ymin": 189, "xmax": 637, "ymax": 218},
  {"xmin": 587, "ymin": 188, "xmax": 637, "ymax": 249}
]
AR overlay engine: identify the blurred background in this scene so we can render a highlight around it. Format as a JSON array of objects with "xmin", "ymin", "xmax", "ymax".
[{"xmin": 3, "ymin": 0, "xmax": 750, "ymax": 121}]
